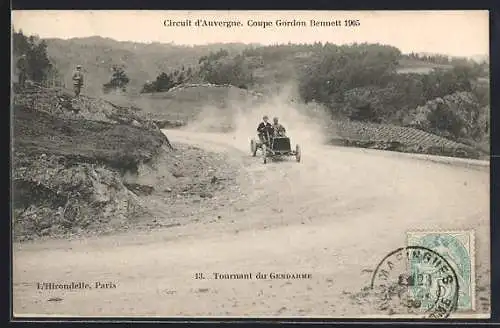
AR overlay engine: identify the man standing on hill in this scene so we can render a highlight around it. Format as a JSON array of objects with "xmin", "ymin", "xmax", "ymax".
[
  {"xmin": 72, "ymin": 65, "xmax": 84, "ymax": 97},
  {"xmin": 16, "ymin": 54, "xmax": 28, "ymax": 89}
]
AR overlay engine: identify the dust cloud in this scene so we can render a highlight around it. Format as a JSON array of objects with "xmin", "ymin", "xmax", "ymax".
[{"xmin": 184, "ymin": 83, "xmax": 334, "ymax": 153}]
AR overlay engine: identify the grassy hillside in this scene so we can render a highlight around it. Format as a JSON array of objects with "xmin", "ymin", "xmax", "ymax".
[{"xmin": 102, "ymin": 83, "xmax": 263, "ymax": 122}]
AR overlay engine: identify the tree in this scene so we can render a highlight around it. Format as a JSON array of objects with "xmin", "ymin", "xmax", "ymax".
[
  {"xmin": 102, "ymin": 65, "xmax": 130, "ymax": 94},
  {"xmin": 155, "ymin": 72, "xmax": 175, "ymax": 91},
  {"xmin": 298, "ymin": 43, "xmax": 401, "ymax": 109},
  {"xmin": 28, "ymin": 40, "xmax": 52, "ymax": 82},
  {"xmin": 140, "ymin": 71, "xmax": 176, "ymax": 93},
  {"xmin": 197, "ymin": 50, "xmax": 253, "ymax": 88},
  {"xmin": 13, "ymin": 30, "xmax": 31, "ymax": 56},
  {"xmin": 12, "ymin": 29, "xmax": 53, "ymax": 84}
]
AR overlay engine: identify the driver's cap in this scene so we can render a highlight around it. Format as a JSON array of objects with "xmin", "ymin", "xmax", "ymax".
[{"xmin": 263, "ymin": 115, "xmax": 269, "ymax": 120}]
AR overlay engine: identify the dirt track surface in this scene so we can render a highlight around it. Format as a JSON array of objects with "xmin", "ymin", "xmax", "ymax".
[{"xmin": 13, "ymin": 129, "xmax": 490, "ymax": 318}]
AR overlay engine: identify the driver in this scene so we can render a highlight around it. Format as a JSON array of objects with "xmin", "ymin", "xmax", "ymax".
[
  {"xmin": 257, "ymin": 115, "xmax": 273, "ymax": 143},
  {"xmin": 272, "ymin": 117, "xmax": 286, "ymax": 137}
]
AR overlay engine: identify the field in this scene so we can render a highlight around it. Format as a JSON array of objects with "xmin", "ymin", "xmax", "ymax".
[
  {"xmin": 395, "ymin": 58, "xmax": 453, "ymax": 74},
  {"xmin": 102, "ymin": 84, "xmax": 263, "ymax": 122}
]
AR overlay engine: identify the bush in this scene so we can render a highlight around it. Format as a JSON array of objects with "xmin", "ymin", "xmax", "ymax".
[
  {"xmin": 408, "ymin": 92, "xmax": 486, "ymax": 142},
  {"xmin": 103, "ymin": 65, "xmax": 130, "ymax": 94}
]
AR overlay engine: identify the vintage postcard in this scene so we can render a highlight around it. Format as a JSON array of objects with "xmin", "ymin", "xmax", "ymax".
[{"xmin": 11, "ymin": 10, "xmax": 490, "ymax": 319}]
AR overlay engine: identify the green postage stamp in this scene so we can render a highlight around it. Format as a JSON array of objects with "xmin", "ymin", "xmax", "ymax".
[{"xmin": 406, "ymin": 230, "xmax": 475, "ymax": 312}]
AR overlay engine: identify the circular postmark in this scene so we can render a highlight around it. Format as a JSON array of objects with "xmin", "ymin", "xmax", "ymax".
[{"xmin": 370, "ymin": 246, "xmax": 459, "ymax": 319}]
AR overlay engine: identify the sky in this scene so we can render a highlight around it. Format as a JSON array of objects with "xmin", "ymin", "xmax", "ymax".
[{"xmin": 12, "ymin": 10, "xmax": 489, "ymax": 57}]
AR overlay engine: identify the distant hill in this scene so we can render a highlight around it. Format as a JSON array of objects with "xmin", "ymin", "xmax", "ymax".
[
  {"xmin": 44, "ymin": 36, "xmax": 478, "ymax": 96},
  {"xmin": 44, "ymin": 36, "xmax": 251, "ymax": 96}
]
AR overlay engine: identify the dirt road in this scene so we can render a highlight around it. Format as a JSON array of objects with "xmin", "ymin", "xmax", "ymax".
[{"xmin": 13, "ymin": 129, "xmax": 490, "ymax": 318}]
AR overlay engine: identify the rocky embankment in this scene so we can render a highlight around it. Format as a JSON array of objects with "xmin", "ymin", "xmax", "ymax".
[{"xmin": 12, "ymin": 86, "xmax": 238, "ymax": 241}]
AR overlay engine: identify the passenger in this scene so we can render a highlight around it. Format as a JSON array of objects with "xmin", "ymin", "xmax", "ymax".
[
  {"xmin": 257, "ymin": 115, "xmax": 273, "ymax": 143},
  {"xmin": 272, "ymin": 117, "xmax": 286, "ymax": 137}
]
